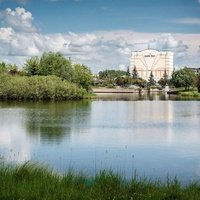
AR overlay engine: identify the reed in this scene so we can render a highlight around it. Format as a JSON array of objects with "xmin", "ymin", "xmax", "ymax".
[{"xmin": 0, "ymin": 163, "xmax": 200, "ymax": 200}]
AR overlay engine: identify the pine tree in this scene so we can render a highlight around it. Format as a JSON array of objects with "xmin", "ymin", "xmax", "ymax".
[
  {"xmin": 132, "ymin": 66, "xmax": 138, "ymax": 79},
  {"xmin": 126, "ymin": 66, "xmax": 130, "ymax": 76},
  {"xmin": 158, "ymin": 69, "xmax": 169, "ymax": 87},
  {"xmin": 148, "ymin": 71, "xmax": 156, "ymax": 86}
]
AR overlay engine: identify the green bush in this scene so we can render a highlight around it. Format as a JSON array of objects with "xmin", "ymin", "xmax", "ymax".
[{"xmin": 0, "ymin": 74, "xmax": 86, "ymax": 100}]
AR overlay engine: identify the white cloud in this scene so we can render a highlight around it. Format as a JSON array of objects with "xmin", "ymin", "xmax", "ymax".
[
  {"xmin": 0, "ymin": 7, "xmax": 36, "ymax": 32},
  {"xmin": 174, "ymin": 18, "xmax": 200, "ymax": 25},
  {"xmin": 198, "ymin": 0, "xmax": 200, "ymax": 4},
  {"xmin": 0, "ymin": 7, "xmax": 200, "ymax": 72},
  {"xmin": 118, "ymin": 64, "xmax": 126, "ymax": 71},
  {"xmin": 0, "ymin": 27, "xmax": 13, "ymax": 42},
  {"xmin": 148, "ymin": 34, "xmax": 188, "ymax": 57}
]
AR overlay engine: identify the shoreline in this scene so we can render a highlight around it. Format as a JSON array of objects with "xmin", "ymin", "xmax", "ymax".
[
  {"xmin": 92, "ymin": 87, "xmax": 163, "ymax": 94},
  {"xmin": 1, "ymin": 163, "xmax": 200, "ymax": 199}
]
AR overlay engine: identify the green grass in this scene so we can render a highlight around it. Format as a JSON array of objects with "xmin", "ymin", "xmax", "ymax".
[
  {"xmin": 179, "ymin": 91, "xmax": 200, "ymax": 98},
  {"xmin": 1, "ymin": 163, "xmax": 200, "ymax": 200},
  {"xmin": 83, "ymin": 92, "xmax": 97, "ymax": 99}
]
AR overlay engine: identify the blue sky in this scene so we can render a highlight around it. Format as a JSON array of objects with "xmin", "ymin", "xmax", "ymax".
[
  {"xmin": 1, "ymin": 0, "xmax": 200, "ymax": 33},
  {"xmin": 0, "ymin": 0, "xmax": 200, "ymax": 71}
]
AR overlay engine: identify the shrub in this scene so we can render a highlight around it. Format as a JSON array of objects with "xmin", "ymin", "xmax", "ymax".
[{"xmin": 0, "ymin": 74, "xmax": 86, "ymax": 100}]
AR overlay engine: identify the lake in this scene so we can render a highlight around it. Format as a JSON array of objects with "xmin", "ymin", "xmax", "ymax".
[{"xmin": 0, "ymin": 93, "xmax": 200, "ymax": 184}]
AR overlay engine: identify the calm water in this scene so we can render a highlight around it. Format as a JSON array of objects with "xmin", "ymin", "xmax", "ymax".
[{"xmin": 0, "ymin": 93, "xmax": 200, "ymax": 183}]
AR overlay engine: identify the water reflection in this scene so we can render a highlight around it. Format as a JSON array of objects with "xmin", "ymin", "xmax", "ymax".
[
  {"xmin": 24, "ymin": 101, "xmax": 91, "ymax": 143},
  {"xmin": 95, "ymin": 92, "xmax": 179, "ymax": 101},
  {"xmin": 0, "ymin": 98, "xmax": 200, "ymax": 183},
  {"xmin": 0, "ymin": 101, "xmax": 91, "ymax": 164}
]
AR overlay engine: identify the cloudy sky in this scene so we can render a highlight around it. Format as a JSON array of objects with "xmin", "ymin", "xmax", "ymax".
[{"xmin": 0, "ymin": 0, "xmax": 200, "ymax": 72}]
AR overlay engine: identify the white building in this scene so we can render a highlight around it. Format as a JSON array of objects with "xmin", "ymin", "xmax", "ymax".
[{"xmin": 130, "ymin": 49, "xmax": 174, "ymax": 81}]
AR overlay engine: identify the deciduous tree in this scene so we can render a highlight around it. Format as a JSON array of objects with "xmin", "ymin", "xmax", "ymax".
[
  {"xmin": 24, "ymin": 56, "xmax": 40, "ymax": 76},
  {"xmin": 73, "ymin": 64, "xmax": 93, "ymax": 92},
  {"xmin": 171, "ymin": 67, "xmax": 196, "ymax": 90}
]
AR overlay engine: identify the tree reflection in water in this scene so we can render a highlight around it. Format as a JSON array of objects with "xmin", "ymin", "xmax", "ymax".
[{"xmin": 24, "ymin": 101, "xmax": 91, "ymax": 143}]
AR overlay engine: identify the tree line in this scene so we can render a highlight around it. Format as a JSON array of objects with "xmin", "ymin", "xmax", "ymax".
[
  {"xmin": 0, "ymin": 52, "xmax": 93, "ymax": 100},
  {"xmin": 96, "ymin": 66, "xmax": 200, "ymax": 92}
]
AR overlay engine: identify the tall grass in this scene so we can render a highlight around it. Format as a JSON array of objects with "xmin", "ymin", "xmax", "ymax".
[{"xmin": 0, "ymin": 163, "xmax": 200, "ymax": 200}]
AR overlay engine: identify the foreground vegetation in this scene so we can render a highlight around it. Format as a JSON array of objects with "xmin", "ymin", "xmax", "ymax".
[{"xmin": 1, "ymin": 163, "xmax": 200, "ymax": 200}]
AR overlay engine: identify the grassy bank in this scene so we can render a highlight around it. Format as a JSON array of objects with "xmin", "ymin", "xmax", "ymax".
[
  {"xmin": 178, "ymin": 91, "xmax": 200, "ymax": 98},
  {"xmin": 1, "ymin": 163, "xmax": 200, "ymax": 200}
]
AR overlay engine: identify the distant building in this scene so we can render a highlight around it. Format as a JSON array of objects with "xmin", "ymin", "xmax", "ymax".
[{"xmin": 130, "ymin": 49, "xmax": 174, "ymax": 81}]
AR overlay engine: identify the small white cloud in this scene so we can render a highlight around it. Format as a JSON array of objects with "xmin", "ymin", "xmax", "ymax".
[
  {"xmin": 118, "ymin": 64, "xmax": 126, "ymax": 71},
  {"xmin": 0, "ymin": 7, "xmax": 36, "ymax": 32},
  {"xmin": 174, "ymin": 18, "xmax": 200, "ymax": 25},
  {"xmin": 101, "ymin": 6, "xmax": 109, "ymax": 11},
  {"xmin": 198, "ymin": 0, "xmax": 200, "ymax": 4}
]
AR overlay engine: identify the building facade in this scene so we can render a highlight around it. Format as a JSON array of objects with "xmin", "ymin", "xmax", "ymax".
[{"xmin": 130, "ymin": 49, "xmax": 174, "ymax": 81}]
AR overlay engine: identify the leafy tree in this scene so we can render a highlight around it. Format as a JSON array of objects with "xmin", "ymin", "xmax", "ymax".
[
  {"xmin": 171, "ymin": 67, "xmax": 196, "ymax": 90},
  {"xmin": 148, "ymin": 71, "xmax": 156, "ymax": 87},
  {"xmin": 132, "ymin": 78, "xmax": 147, "ymax": 88},
  {"xmin": 197, "ymin": 73, "xmax": 200, "ymax": 93},
  {"xmin": 24, "ymin": 56, "xmax": 40, "ymax": 76},
  {"xmin": 132, "ymin": 66, "xmax": 138, "ymax": 79},
  {"xmin": 7, "ymin": 64, "xmax": 19, "ymax": 76},
  {"xmin": 115, "ymin": 76, "xmax": 132, "ymax": 87},
  {"xmin": 39, "ymin": 52, "xmax": 74, "ymax": 81},
  {"xmin": 73, "ymin": 64, "xmax": 93, "ymax": 92},
  {"xmin": 0, "ymin": 62, "xmax": 7, "ymax": 74},
  {"xmin": 98, "ymin": 70, "xmax": 126, "ymax": 79}
]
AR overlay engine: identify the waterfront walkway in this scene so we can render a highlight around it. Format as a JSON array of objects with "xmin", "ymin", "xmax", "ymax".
[{"xmin": 92, "ymin": 87, "xmax": 137, "ymax": 93}]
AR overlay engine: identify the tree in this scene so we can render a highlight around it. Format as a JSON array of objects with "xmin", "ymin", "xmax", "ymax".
[
  {"xmin": 171, "ymin": 67, "xmax": 196, "ymax": 90},
  {"xmin": 115, "ymin": 76, "xmax": 132, "ymax": 87},
  {"xmin": 158, "ymin": 69, "xmax": 169, "ymax": 87},
  {"xmin": 98, "ymin": 70, "xmax": 126, "ymax": 80},
  {"xmin": 7, "ymin": 64, "xmax": 19, "ymax": 76},
  {"xmin": 73, "ymin": 64, "xmax": 93, "ymax": 92},
  {"xmin": 132, "ymin": 66, "xmax": 138, "ymax": 79},
  {"xmin": 0, "ymin": 62, "xmax": 7, "ymax": 74},
  {"xmin": 148, "ymin": 71, "xmax": 156, "ymax": 87},
  {"xmin": 126, "ymin": 66, "xmax": 130, "ymax": 76},
  {"xmin": 197, "ymin": 73, "xmax": 200, "ymax": 93},
  {"xmin": 132, "ymin": 78, "xmax": 147, "ymax": 88},
  {"xmin": 24, "ymin": 56, "xmax": 40, "ymax": 76},
  {"xmin": 39, "ymin": 52, "xmax": 74, "ymax": 81}
]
